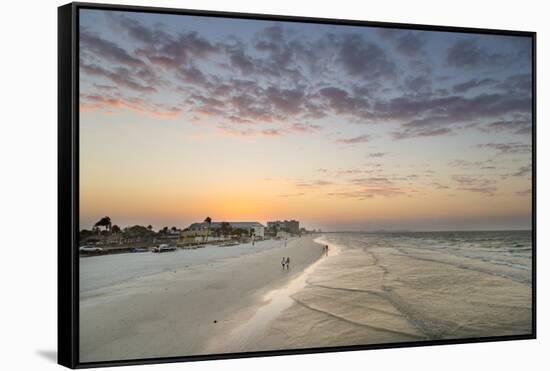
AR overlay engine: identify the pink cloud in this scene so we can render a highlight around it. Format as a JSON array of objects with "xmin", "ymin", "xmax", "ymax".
[{"xmin": 80, "ymin": 94, "xmax": 181, "ymax": 119}]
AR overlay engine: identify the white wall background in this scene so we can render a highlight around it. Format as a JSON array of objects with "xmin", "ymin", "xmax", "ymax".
[{"xmin": 0, "ymin": 0, "xmax": 546, "ymax": 369}]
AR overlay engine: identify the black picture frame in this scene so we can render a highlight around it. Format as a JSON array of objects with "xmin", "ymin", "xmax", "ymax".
[{"xmin": 58, "ymin": 2, "xmax": 537, "ymax": 368}]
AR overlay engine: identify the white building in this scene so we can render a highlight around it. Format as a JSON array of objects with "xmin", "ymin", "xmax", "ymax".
[
  {"xmin": 251, "ymin": 224, "xmax": 265, "ymax": 238},
  {"xmin": 223, "ymin": 222, "xmax": 265, "ymax": 238},
  {"xmin": 187, "ymin": 221, "xmax": 265, "ymax": 238}
]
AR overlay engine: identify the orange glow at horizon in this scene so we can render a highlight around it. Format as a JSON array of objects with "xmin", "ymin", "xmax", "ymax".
[{"xmin": 78, "ymin": 107, "xmax": 532, "ymax": 231}]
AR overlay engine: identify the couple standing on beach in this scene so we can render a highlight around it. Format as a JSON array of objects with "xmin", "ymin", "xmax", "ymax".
[{"xmin": 281, "ymin": 257, "xmax": 290, "ymax": 270}]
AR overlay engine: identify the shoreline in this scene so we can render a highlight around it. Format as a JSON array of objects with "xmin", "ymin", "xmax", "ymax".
[
  {"xmin": 249, "ymin": 233, "xmax": 531, "ymax": 352},
  {"xmin": 204, "ymin": 236, "xmax": 342, "ymax": 354}
]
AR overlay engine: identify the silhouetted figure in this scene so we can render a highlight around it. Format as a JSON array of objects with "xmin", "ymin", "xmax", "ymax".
[
  {"xmin": 281, "ymin": 257, "xmax": 286, "ymax": 270},
  {"xmin": 285, "ymin": 256, "xmax": 290, "ymax": 270},
  {"xmin": 325, "ymin": 245, "xmax": 329, "ymax": 256}
]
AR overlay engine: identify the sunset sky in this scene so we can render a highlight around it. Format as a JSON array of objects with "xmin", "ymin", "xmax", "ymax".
[{"xmin": 79, "ymin": 9, "xmax": 533, "ymax": 231}]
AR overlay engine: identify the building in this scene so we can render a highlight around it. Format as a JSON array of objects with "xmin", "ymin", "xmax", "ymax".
[
  {"xmin": 285, "ymin": 220, "xmax": 299, "ymax": 234},
  {"xmin": 267, "ymin": 220, "xmax": 300, "ymax": 235},
  {"xmin": 178, "ymin": 229, "xmax": 209, "ymax": 245},
  {"xmin": 187, "ymin": 221, "xmax": 265, "ymax": 238},
  {"xmin": 221, "ymin": 222, "xmax": 265, "ymax": 238}
]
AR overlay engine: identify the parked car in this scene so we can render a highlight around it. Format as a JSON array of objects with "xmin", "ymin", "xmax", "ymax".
[
  {"xmin": 79, "ymin": 245, "xmax": 103, "ymax": 253},
  {"xmin": 152, "ymin": 244, "xmax": 177, "ymax": 253}
]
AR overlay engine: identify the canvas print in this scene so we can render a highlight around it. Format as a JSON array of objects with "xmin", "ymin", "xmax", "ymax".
[{"xmin": 78, "ymin": 8, "xmax": 533, "ymax": 363}]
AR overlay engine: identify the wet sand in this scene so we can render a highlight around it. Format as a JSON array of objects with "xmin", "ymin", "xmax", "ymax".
[
  {"xmin": 250, "ymin": 234, "xmax": 532, "ymax": 351},
  {"xmin": 79, "ymin": 235, "xmax": 325, "ymax": 362},
  {"xmin": 204, "ymin": 237, "xmax": 341, "ymax": 353}
]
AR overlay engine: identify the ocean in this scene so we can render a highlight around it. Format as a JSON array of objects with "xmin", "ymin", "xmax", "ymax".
[{"xmin": 325, "ymin": 230, "xmax": 532, "ymax": 285}]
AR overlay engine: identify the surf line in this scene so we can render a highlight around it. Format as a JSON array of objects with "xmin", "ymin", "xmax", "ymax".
[{"xmin": 217, "ymin": 236, "xmax": 342, "ymax": 350}]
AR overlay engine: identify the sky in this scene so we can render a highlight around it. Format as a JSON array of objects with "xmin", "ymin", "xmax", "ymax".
[{"xmin": 79, "ymin": 9, "xmax": 533, "ymax": 232}]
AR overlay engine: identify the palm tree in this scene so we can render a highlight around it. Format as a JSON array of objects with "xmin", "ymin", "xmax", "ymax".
[
  {"xmin": 94, "ymin": 216, "xmax": 112, "ymax": 233},
  {"xmin": 111, "ymin": 225, "xmax": 122, "ymax": 244},
  {"xmin": 219, "ymin": 222, "xmax": 231, "ymax": 237},
  {"xmin": 204, "ymin": 216, "xmax": 212, "ymax": 243}
]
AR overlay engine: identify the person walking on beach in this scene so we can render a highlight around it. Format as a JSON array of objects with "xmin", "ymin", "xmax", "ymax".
[
  {"xmin": 325, "ymin": 245, "xmax": 329, "ymax": 256},
  {"xmin": 281, "ymin": 257, "xmax": 286, "ymax": 270},
  {"xmin": 285, "ymin": 256, "xmax": 290, "ymax": 270}
]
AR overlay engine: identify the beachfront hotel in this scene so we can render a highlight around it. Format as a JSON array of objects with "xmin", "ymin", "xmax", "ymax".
[
  {"xmin": 267, "ymin": 220, "xmax": 300, "ymax": 235},
  {"xmin": 187, "ymin": 221, "xmax": 266, "ymax": 238}
]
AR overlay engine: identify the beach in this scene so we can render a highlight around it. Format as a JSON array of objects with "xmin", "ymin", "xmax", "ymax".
[
  {"xmin": 80, "ymin": 231, "xmax": 532, "ymax": 362},
  {"xmin": 79, "ymin": 235, "xmax": 325, "ymax": 362}
]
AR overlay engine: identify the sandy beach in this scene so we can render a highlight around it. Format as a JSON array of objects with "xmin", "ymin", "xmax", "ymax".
[
  {"xmin": 80, "ymin": 231, "xmax": 532, "ymax": 362},
  {"xmin": 79, "ymin": 235, "xmax": 325, "ymax": 362}
]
